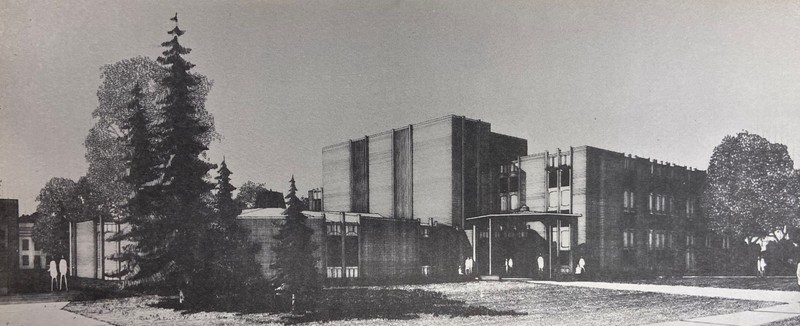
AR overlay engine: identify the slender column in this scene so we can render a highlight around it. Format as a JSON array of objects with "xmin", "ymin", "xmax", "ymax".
[
  {"xmin": 340, "ymin": 212, "xmax": 346, "ymax": 278},
  {"xmin": 99, "ymin": 216, "xmax": 104, "ymax": 280},
  {"xmin": 488, "ymin": 218, "xmax": 492, "ymax": 275},
  {"xmin": 472, "ymin": 224, "xmax": 477, "ymax": 260},
  {"xmin": 547, "ymin": 220, "xmax": 552, "ymax": 280}
]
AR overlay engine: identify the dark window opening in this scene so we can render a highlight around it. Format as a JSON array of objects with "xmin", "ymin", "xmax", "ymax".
[
  {"xmin": 345, "ymin": 237, "xmax": 359, "ymax": 267},
  {"xmin": 22, "ymin": 255, "xmax": 29, "ymax": 266},
  {"xmin": 22, "ymin": 239, "xmax": 29, "ymax": 251},
  {"xmin": 34, "ymin": 255, "xmax": 41, "ymax": 268},
  {"xmin": 326, "ymin": 237, "xmax": 342, "ymax": 266},
  {"xmin": 548, "ymin": 171, "xmax": 558, "ymax": 188},
  {"xmin": 561, "ymin": 169, "xmax": 571, "ymax": 187}
]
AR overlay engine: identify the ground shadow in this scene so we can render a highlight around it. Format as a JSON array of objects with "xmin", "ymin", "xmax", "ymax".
[{"xmin": 149, "ymin": 287, "xmax": 524, "ymax": 324}]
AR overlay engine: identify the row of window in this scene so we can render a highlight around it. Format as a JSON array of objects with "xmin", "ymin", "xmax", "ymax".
[
  {"xmin": 623, "ymin": 230, "xmax": 730, "ymax": 250},
  {"xmin": 326, "ymin": 223, "xmax": 358, "ymax": 236},
  {"xmin": 622, "ymin": 191, "xmax": 697, "ymax": 217},
  {"xmin": 547, "ymin": 169, "xmax": 571, "ymax": 188}
]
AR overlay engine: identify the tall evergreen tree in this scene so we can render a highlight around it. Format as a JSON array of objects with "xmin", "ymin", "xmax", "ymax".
[
  {"xmin": 271, "ymin": 176, "xmax": 321, "ymax": 312},
  {"xmin": 117, "ymin": 15, "xmax": 217, "ymax": 293}
]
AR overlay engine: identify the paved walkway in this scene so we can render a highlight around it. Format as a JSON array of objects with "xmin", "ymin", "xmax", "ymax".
[
  {"xmin": 533, "ymin": 281, "xmax": 800, "ymax": 325},
  {"xmin": 0, "ymin": 301, "xmax": 109, "ymax": 326}
]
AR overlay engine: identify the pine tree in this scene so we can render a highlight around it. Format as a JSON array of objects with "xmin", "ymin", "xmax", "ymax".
[
  {"xmin": 187, "ymin": 159, "xmax": 269, "ymax": 309},
  {"xmin": 117, "ymin": 14, "xmax": 217, "ymax": 294},
  {"xmin": 271, "ymin": 176, "xmax": 321, "ymax": 312}
]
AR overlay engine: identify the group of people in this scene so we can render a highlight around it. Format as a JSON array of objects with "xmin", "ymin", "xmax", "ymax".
[{"xmin": 48, "ymin": 257, "xmax": 69, "ymax": 291}]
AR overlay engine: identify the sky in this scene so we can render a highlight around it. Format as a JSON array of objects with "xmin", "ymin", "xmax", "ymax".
[{"xmin": 2, "ymin": 0, "xmax": 800, "ymax": 214}]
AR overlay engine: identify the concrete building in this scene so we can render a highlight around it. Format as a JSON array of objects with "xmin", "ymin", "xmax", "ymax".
[
  {"xmin": 0, "ymin": 199, "xmax": 19, "ymax": 294},
  {"xmin": 318, "ymin": 115, "xmax": 733, "ymax": 279},
  {"xmin": 237, "ymin": 208, "xmax": 469, "ymax": 281},
  {"xmin": 321, "ymin": 115, "xmax": 527, "ymax": 228}
]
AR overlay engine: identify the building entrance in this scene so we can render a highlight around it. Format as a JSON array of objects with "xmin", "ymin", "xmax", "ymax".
[{"xmin": 466, "ymin": 212, "xmax": 579, "ymax": 280}]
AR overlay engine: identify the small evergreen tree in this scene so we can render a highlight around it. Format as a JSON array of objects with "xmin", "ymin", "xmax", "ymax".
[
  {"xmin": 190, "ymin": 159, "xmax": 270, "ymax": 309},
  {"xmin": 271, "ymin": 176, "xmax": 321, "ymax": 312}
]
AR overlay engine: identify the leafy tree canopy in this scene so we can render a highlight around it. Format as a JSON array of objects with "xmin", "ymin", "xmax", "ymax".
[
  {"xmin": 84, "ymin": 56, "xmax": 215, "ymax": 220},
  {"xmin": 703, "ymin": 131, "xmax": 800, "ymax": 241}
]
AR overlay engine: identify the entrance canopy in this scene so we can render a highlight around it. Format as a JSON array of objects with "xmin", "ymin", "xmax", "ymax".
[{"xmin": 465, "ymin": 212, "xmax": 581, "ymax": 279}]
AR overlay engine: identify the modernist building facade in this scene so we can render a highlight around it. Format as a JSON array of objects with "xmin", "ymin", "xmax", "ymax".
[{"xmin": 312, "ymin": 115, "xmax": 737, "ymax": 279}]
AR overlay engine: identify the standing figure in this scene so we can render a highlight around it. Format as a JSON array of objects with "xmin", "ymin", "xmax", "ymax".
[
  {"xmin": 537, "ymin": 254, "xmax": 544, "ymax": 273},
  {"xmin": 508, "ymin": 258, "xmax": 514, "ymax": 275},
  {"xmin": 795, "ymin": 261, "xmax": 800, "ymax": 291},
  {"xmin": 48, "ymin": 260, "xmax": 58, "ymax": 292},
  {"xmin": 578, "ymin": 257, "xmax": 586, "ymax": 279},
  {"xmin": 758, "ymin": 256, "xmax": 766, "ymax": 277},
  {"xmin": 59, "ymin": 256, "xmax": 68, "ymax": 291}
]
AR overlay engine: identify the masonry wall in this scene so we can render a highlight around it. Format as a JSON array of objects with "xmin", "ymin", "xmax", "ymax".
[
  {"xmin": 413, "ymin": 118, "xmax": 454, "ymax": 225},
  {"xmin": 0, "ymin": 199, "xmax": 18, "ymax": 294},
  {"xmin": 322, "ymin": 143, "xmax": 351, "ymax": 212},
  {"xmin": 368, "ymin": 132, "xmax": 393, "ymax": 217},
  {"xmin": 360, "ymin": 218, "xmax": 420, "ymax": 279},
  {"xmin": 238, "ymin": 217, "xmax": 327, "ymax": 279}
]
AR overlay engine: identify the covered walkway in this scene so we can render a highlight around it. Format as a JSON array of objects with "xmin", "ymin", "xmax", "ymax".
[{"xmin": 466, "ymin": 212, "xmax": 580, "ymax": 279}]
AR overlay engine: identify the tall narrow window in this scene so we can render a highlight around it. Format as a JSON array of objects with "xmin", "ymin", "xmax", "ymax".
[
  {"xmin": 561, "ymin": 169, "xmax": 570, "ymax": 187},
  {"xmin": 649, "ymin": 193, "xmax": 654, "ymax": 212},
  {"xmin": 22, "ymin": 239, "xmax": 29, "ymax": 251},
  {"xmin": 623, "ymin": 191, "xmax": 630, "ymax": 208},
  {"xmin": 548, "ymin": 171, "xmax": 558, "ymax": 188}
]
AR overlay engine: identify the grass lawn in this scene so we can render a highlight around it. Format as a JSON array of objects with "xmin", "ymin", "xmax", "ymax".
[
  {"xmin": 64, "ymin": 281, "xmax": 777, "ymax": 325},
  {"xmin": 629, "ymin": 277, "xmax": 799, "ymax": 292}
]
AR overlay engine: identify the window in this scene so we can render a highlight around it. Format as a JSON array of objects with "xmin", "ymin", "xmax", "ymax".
[
  {"xmin": 346, "ymin": 224, "xmax": 358, "ymax": 236},
  {"xmin": 705, "ymin": 235, "xmax": 712, "ymax": 248},
  {"xmin": 722, "ymin": 235, "xmax": 730, "ymax": 249},
  {"xmin": 623, "ymin": 230, "xmax": 635, "ymax": 249},
  {"xmin": 548, "ymin": 170, "xmax": 558, "ymax": 188},
  {"xmin": 650, "ymin": 162, "xmax": 655, "ymax": 174},
  {"xmin": 624, "ymin": 157, "xmax": 631, "ymax": 169},
  {"xmin": 0, "ymin": 229, "xmax": 6, "ymax": 251},
  {"xmin": 22, "ymin": 239, "xmax": 29, "ymax": 251},
  {"xmin": 686, "ymin": 200, "xmax": 694, "ymax": 218},
  {"xmin": 656, "ymin": 232, "xmax": 665, "ymax": 250},
  {"xmin": 623, "ymin": 191, "xmax": 629, "ymax": 208},
  {"xmin": 623, "ymin": 191, "xmax": 635, "ymax": 210},
  {"xmin": 327, "ymin": 224, "xmax": 342, "ymax": 236},
  {"xmin": 686, "ymin": 234, "xmax": 694, "ymax": 247},
  {"xmin": 649, "ymin": 193, "xmax": 654, "ymax": 212},
  {"xmin": 500, "ymin": 195, "xmax": 509, "ymax": 211},
  {"xmin": 34, "ymin": 255, "xmax": 41, "ymax": 268},
  {"xmin": 22, "ymin": 255, "xmax": 29, "ymax": 266},
  {"xmin": 561, "ymin": 169, "xmax": 571, "ymax": 187}
]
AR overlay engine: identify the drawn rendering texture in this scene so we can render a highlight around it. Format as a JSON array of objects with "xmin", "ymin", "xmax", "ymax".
[{"xmin": 2, "ymin": 1, "xmax": 800, "ymax": 325}]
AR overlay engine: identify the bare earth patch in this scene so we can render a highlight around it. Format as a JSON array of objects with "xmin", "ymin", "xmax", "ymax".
[{"xmin": 64, "ymin": 281, "xmax": 777, "ymax": 325}]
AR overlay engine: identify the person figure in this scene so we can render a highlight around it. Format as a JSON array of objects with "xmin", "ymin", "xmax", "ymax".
[
  {"xmin": 508, "ymin": 258, "xmax": 514, "ymax": 275},
  {"xmin": 59, "ymin": 256, "xmax": 68, "ymax": 291},
  {"xmin": 537, "ymin": 254, "xmax": 545, "ymax": 273},
  {"xmin": 758, "ymin": 256, "xmax": 766, "ymax": 277},
  {"xmin": 464, "ymin": 257, "xmax": 473, "ymax": 275},
  {"xmin": 504, "ymin": 258, "xmax": 509, "ymax": 274},
  {"xmin": 48, "ymin": 259, "xmax": 58, "ymax": 292},
  {"xmin": 796, "ymin": 260, "xmax": 800, "ymax": 291},
  {"xmin": 578, "ymin": 257, "xmax": 586, "ymax": 279}
]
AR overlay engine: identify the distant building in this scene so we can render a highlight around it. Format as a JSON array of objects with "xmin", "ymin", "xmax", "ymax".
[
  {"xmin": 255, "ymin": 190, "xmax": 286, "ymax": 209},
  {"xmin": 0, "ymin": 199, "xmax": 19, "ymax": 294},
  {"xmin": 17, "ymin": 213, "xmax": 49, "ymax": 270},
  {"xmin": 307, "ymin": 188, "xmax": 323, "ymax": 212}
]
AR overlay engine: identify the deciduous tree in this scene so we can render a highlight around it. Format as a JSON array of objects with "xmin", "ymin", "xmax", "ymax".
[{"xmin": 703, "ymin": 132, "xmax": 800, "ymax": 242}]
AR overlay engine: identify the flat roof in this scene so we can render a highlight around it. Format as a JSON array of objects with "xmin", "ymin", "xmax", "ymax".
[{"xmin": 466, "ymin": 212, "xmax": 581, "ymax": 221}]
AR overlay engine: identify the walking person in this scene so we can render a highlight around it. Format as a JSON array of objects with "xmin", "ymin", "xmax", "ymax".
[
  {"xmin": 48, "ymin": 259, "xmax": 58, "ymax": 292},
  {"xmin": 795, "ymin": 259, "xmax": 800, "ymax": 291},
  {"xmin": 59, "ymin": 256, "xmax": 68, "ymax": 291}
]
